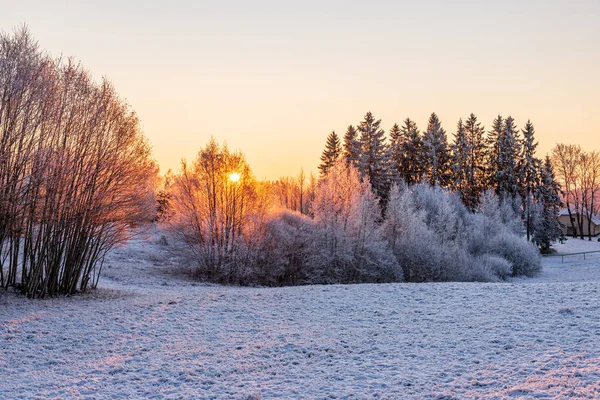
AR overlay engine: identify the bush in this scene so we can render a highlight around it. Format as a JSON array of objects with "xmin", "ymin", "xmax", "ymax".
[
  {"xmin": 485, "ymin": 231, "xmax": 542, "ymax": 277},
  {"xmin": 384, "ymin": 184, "xmax": 541, "ymax": 282}
]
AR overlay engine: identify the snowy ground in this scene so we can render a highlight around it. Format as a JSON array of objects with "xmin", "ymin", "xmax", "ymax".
[{"xmin": 1, "ymin": 229, "xmax": 600, "ymax": 399}]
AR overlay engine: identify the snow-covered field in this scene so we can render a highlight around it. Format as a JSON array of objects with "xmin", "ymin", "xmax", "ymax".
[{"xmin": 2, "ymin": 230, "xmax": 600, "ymax": 399}]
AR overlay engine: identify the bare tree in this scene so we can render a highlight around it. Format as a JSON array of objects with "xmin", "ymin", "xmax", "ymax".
[
  {"xmin": 552, "ymin": 144, "xmax": 583, "ymax": 238},
  {"xmin": 579, "ymin": 151, "xmax": 600, "ymax": 240},
  {"xmin": 0, "ymin": 27, "xmax": 156, "ymax": 297},
  {"xmin": 168, "ymin": 139, "xmax": 260, "ymax": 283}
]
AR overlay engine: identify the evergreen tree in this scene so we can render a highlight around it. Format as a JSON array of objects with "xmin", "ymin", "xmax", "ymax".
[
  {"xmin": 486, "ymin": 115, "xmax": 504, "ymax": 190},
  {"xmin": 343, "ymin": 125, "xmax": 360, "ymax": 168},
  {"xmin": 495, "ymin": 116, "xmax": 521, "ymax": 198},
  {"xmin": 519, "ymin": 120, "xmax": 541, "ymax": 241},
  {"xmin": 156, "ymin": 169, "xmax": 174, "ymax": 221},
  {"xmin": 357, "ymin": 111, "xmax": 391, "ymax": 198},
  {"xmin": 462, "ymin": 113, "xmax": 487, "ymax": 210},
  {"xmin": 319, "ymin": 131, "xmax": 342, "ymax": 177},
  {"xmin": 532, "ymin": 156, "xmax": 564, "ymax": 252},
  {"xmin": 389, "ymin": 123, "xmax": 402, "ymax": 177},
  {"xmin": 421, "ymin": 112, "xmax": 450, "ymax": 187},
  {"xmin": 450, "ymin": 118, "xmax": 470, "ymax": 201},
  {"xmin": 393, "ymin": 118, "xmax": 422, "ymax": 185}
]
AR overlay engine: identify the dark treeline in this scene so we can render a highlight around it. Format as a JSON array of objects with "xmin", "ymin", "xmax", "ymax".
[
  {"xmin": 0, "ymin": 28, "xmax": 156, "ymax": 298},
  {"xmin": 319, "ymin": 112, "xmax": 564, "ymax": 251}
]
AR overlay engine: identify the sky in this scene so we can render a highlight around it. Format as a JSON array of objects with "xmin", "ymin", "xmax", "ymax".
[{"xmin": 3, "ymin": 0, "xmax": 599, "ymax": 180}]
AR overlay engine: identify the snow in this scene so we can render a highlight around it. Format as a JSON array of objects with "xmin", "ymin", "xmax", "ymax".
[{"xmin": 1, "ymin": 230, "xmax": 600, "ymax": 399}]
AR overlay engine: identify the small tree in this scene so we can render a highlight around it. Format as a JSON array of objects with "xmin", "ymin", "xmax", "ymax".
[
  {"xmin": 169, "ymin": 139, "xmax": 258, "ymax": 282},
  {"xmin": 156, "ymin": 169, "xmax": 174, "ymax": 221},
  {"xmin": 532, "ymin": 156, "xmax": 563, "ymax": 251},
  {"xmin": 318, "ymin": 131, "xmax": 342, "ymax": 176},
  {"xmin": 311, "ymin": 160, "xmax": 400, "ymax": 282}
]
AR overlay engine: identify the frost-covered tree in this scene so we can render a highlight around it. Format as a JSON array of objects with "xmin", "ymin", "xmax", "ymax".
[
  {"xmin": 421, "ymin": 113, "xmax": 450, "ymax": 187},
  {"xmin": 318, "ymin": 131, "xmax": 342, "ymax": 176},
  {"xmin": 170, "ymin": 139, "xmax": 258, "ymax": 282},
  {"xmin": 392, "ymin": 118, "xmax": 422, "ymax": 185},
  {"xmin": 0, "ymin": 27, "xmax": 157, "ymax": 297},
  {"xmin": 311, "ymin": 160, "xmax": 400, "ymax": 282},
  {"xmin": 533, "ymin": 156, "xmax": 563, "ymax": 251},
  {"xmin": 356, "ymin": 112, "xmax": 392, "ymax": 199},
  {"xmin": 343, "ymin": 125, "xmax": 361, "ymax": 168},
  {"xmin": 475, "ymin": 191, "xmax": 541, "ymax": 277},
  {"xmin": 383, "ymin": 184, "xmax": 540, "ymax": 282},
  {"xmin": 518, "ymin": 120, "xmax": 541, "ymax": 241}
]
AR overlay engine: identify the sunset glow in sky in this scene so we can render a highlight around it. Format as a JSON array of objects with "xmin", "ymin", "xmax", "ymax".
[{"xmin": 5, "ymin": 0, "xmax": 599, "ymax": 179}]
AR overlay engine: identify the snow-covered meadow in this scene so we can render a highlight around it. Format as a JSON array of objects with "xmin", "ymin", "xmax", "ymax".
[{"xmin": 1, "ymin": 230, "xmax": 600, "ymax": 399}]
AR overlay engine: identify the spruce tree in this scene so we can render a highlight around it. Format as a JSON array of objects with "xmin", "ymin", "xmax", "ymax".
[
  {"xmin": 394, "ymin": 118, "xmax": 422, "ymax": 185},
  {"xmin": 519, "ymin": 120, "xmax": 541, "ymax": 241},
  {"xmin": 319, "ymin": 131, "xmax": 342, "ymax": 177},
  {"xmin": 533, "ymin": 156, "xmax": 563, "ymax": 252},
  {"xmin": 450, "ymin": 118, "xmax": 470, "ymax": 203},
  {"xmin": 343, "ymin": 125, "xmax": 360, "ymax": 168},
  {"xmin": 389, "ymin": 123, "xmax": 402, "ymax": 177},
  {"xmin": 496, "ymin": 116, "xmax": 521, "ymax": 198},
  {"xmin": 486, "ymin": 115, "xmax": 504, "ymax": 190},
  {"xmin": 357, "ymin": 111, "xmax": 391, "ymax": 198},
  {"xmin": 462, "ymin": 113, "xmax": 487, "ymax": 210},
  {"xmin": 421, "ymin": 112, "xmax": 450, "ymax": 187}
]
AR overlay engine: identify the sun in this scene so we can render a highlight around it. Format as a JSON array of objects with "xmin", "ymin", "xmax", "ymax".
[{"xmin": 229, "ymin": 172, "xmax": 241, "ymax": 183}]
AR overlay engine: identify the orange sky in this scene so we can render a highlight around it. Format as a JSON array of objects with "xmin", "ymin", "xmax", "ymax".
[{"xmin": 5, "ymin": 1, "xmax": 599, "ymax": 180}]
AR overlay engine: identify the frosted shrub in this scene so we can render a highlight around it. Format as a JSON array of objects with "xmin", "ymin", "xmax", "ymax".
[
  {"xmin": 485, "ymin": 231, "xmax": 541, "ymax": 277},
  {"xmin": 470, "ymin": 254, "xmax": 512, "ymax": 281},
  {"xmin": 384, "ymin": 184, "xmax": 541, "ymax": 282},
  {"xmin": 256, "ymin": 211, "xmax": 316, "ymax": 285},
  {"xmin": 310, "ymin": 161, "xmax": 401, "ymax": 283},
  {"xmin": 384, "ymin": 185, "xmax": 443, "ymax": 282}
]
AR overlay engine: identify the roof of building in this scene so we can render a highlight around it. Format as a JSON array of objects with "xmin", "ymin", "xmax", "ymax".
[{"xmin": 558, "ymin": 208, "xmax": 600, "ymax": 226}]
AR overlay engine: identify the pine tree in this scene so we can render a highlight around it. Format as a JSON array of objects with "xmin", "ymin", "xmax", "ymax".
[
  {"xmin": 421, "ymin": 112, "xmax": 450, "ymax": 187},
  {"xmin": 532, "ymin": 156, "xmax": 563, "ymax": 252},
  {"xmin": 357, "ymin": 111, "xmax": 391, "ymax": 198},
  {"xmin": 319, "ymin": 131, "xmax": 342, "ymax": 177},
  {"xmin": 519, "ymin": 120, "xmax": 541, "ymax": 241},
  {"xmin": 462, "ymin": 113, "xmax": 487, "ymax": 210},
  {"xmin": 393, "ymin": 118, "xmax": 422, "ymax": 185},
  {"xmin": 343, "ymin": 125, "xmax": 360, "ymax": 168}
]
